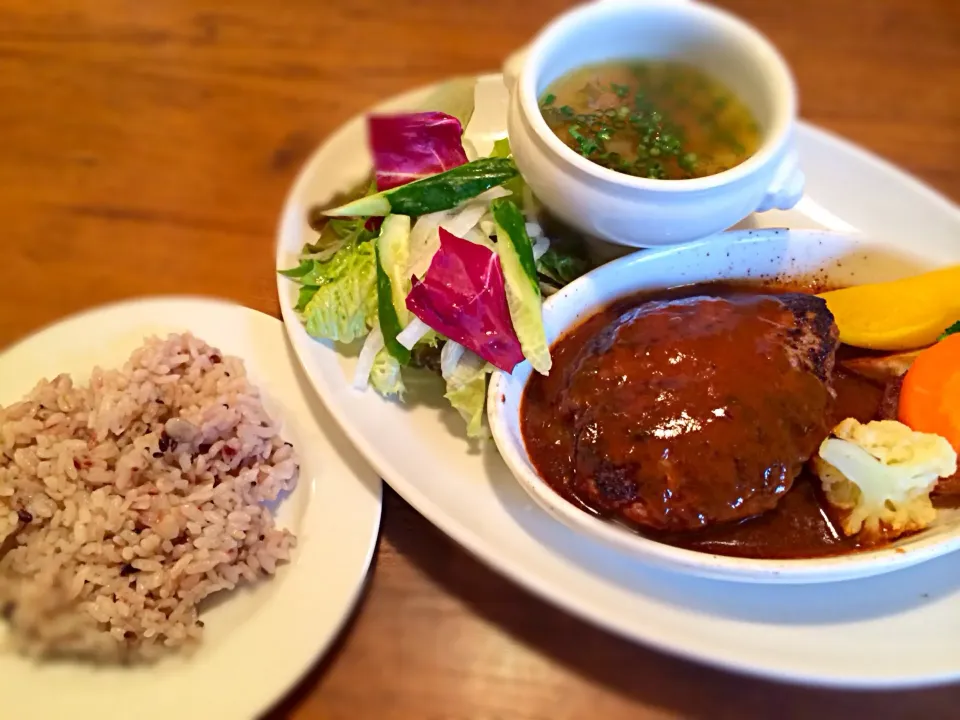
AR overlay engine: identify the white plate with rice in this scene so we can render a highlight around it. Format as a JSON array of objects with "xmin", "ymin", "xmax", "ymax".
[{"xmin": 0, "ymin": 297, "xmax": 382, "ymax": 720}]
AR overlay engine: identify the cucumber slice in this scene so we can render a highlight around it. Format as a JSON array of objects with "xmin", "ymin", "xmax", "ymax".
[
  {"xmin": 326, "ymin": 158, "xmax": 519, "ymax": 217},
  {"xmin": 374, "ymin": 214, "xmax": 413, "ymax": 364},
  {"xmin": 490, "ymin": 198, "xmax": 552, "ymax": 375}
]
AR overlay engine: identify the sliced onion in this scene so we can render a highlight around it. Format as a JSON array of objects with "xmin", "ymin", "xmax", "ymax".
[
  {"xmin": 442, "ymin": 188, "xmax": 511, "ymax": 237},
  {"xmin": 353, "ymin": 328, "xmax": 385, "ymax": 391},
  {"xmin": 443, "ymin": 203, "xmax": 489, "ymax": 239},
  {"xmin": 446, "ymin": 348, "xmax": 489, "ymax": 386},
  {"xmin": 474, "ymin": 186, "xmax": 512, "ymax": 202},
  {"xmin": 463, "ymin": 227, "xmax": 494, "ymax": 249},
  {"xmin": 531, "ymin": 235, "xmax": 550, "ymax": 261},
  {"xmin": 461, "ymin": 137, "xmax": 479, "ymax": 162},
  {"xmin": 409, "ymin": 188, "xmax": 513, "ymax": 280},
  {"xmin": 396, "ymin": 317, "xmax": 432, "ymax": 350},
  {"xmin": 525, "ymin": 221, "xmax": 543, "ymax": 238},
  {"xmin": 440, "ymin": 341, "xmax": 467, "ymax": 381},
  {"xmin": 409, "ymin": 210, "xmax": 452, "ymax": 280}
]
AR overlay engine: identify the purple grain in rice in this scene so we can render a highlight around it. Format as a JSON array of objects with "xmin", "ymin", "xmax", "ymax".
[{"xmin": 0, "ymin": 332, "xmax": 298, "ymax": 662}]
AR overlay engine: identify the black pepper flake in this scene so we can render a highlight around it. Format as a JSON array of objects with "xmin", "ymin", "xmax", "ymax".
[
  {"xmin": 158, "ymin": 434, "xmax": 170, "ymax": 452},
  {"xmin": 259, "ymin": 534, "xmax": 265, "ymax": 541},
  {"xmin": 155, "ymin": 398, "xmax": 164, "ymax": 404},
  {"xmin": 152, "ymin": 451, "xmax": 163, "ymax": 458},
  {"xmin": 283, "ymin": 442, "xmax": 293, "ymax": 448},
  {"xmin": 224, "ymin": 372, "xmax": 231, "ymax": 377},
  {"xmin": 119, "ymin": 564, "xmax": 139, "ymax": 577},
  {"xmin": 17, "ymin": 509, "xmax": 32, "ymax": 524},
  {"xmin": 210, "ymin": 354, "xmax": 222, "ymax": 364},
  {"xmin": 124, "ymin": 631, "xmax": 136, "ymax": 640},
  {"xmin": 196, "ymin": 620, "xmax": 205, "ymax": 628}
]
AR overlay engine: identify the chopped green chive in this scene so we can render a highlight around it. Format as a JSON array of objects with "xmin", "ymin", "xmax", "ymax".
[
  {"xmin": 678, "ymin": 152, "xmax": 698, "ymax": 172},
  {"xmin": 568, "ymin": 125, "xmax": 599, "ymax": 156},
  {"xmin": 538, "ymin": 63, "xmax": 758, "ymax": 180}
]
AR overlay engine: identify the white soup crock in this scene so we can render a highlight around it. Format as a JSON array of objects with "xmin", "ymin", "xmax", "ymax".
[{"xmin": 504, "ymin": 0, "xmax": 805, "ymax": 247}]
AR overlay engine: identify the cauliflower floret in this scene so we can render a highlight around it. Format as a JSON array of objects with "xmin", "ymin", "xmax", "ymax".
[{"xmin": 813, "ymin": 418, "xmax": 957, "ymax": 541}]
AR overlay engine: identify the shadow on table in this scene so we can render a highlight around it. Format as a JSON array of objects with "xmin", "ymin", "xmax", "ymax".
[{"xmin": 382, "ymin": 490, "xmax": 960, "ymax": 720}]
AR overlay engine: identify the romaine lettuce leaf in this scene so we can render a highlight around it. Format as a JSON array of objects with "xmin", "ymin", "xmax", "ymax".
[
  {"xmin": 278, "ymin": 259, "xmax": 314, "ymax": 279},
  {"xmin": 444, "ymin": 350, "xmax": 492, "ymax": 438},
  {"xmin": 301, "ymin": 241, "xmax": 378, "ymax": 343},
  {"xmin": 305, "ymin": 215, "xmax": 377, "ymax": 258},
  {"xmin": 295, "ymin": 285, "xmax": 319, "ymax": 312},
  {"xmin": 370, "ymin": 348, "xmax": 406, "ymax": 398},
  {"xmin": 491, "ymin": 138, "xmax": 511, "ymax": 158}
]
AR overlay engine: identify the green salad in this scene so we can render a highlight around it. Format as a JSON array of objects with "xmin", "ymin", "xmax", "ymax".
[{"xmin": 280, "ymin": 85, "xmax": 593, "ymax": 438}]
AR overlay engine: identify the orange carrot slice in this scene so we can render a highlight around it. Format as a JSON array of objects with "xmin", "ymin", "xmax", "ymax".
[{"xmin": 899, "ymin": 333, "xmax": 960, "ymax": 452}]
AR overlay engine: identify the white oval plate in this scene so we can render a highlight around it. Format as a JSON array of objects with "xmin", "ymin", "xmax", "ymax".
[
  {"xmin": 0, "ymin": 298, "xmax": 382, "ymax": 720},
  {"xmin": 490, "ymin": 229, "xmax": 960, "ymax": 584},
  {"xmin": 276, "ymin": 75, "xmax": 960, "ymax": 688}
]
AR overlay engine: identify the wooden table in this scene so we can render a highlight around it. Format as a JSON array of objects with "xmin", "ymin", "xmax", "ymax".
[{"xmin": 2, "ymin": 1, "xmax": 958, "ymax": 717}]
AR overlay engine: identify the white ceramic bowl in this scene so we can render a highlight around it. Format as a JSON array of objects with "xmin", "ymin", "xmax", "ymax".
[
  {"xmin": 488, "ymin": 229, "xmax": 960, "ymax": 583},
  {"xmin": 504, "ymin": 0, "xmax": 804, "ymax": 248}
]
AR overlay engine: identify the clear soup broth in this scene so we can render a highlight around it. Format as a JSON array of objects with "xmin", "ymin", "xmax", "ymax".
[{"xmin": 540, "ymin": 61, "xmax": 761, "ymax": 180}]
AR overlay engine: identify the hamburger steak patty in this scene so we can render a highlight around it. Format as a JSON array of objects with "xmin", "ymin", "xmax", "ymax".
[{"xmin": 557, "ymin": 293, "xmax": 840, "ymax": 532}]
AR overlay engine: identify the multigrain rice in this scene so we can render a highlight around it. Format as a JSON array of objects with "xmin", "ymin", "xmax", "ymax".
[{"xmin": 0, "ymin": 333, "xmax": 298, "ymax": 662}]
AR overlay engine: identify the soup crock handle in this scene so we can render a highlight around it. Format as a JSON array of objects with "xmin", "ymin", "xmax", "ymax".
[
  {"xmin": 502, "ymin": 46, "xmax": 528, "ymax": 91},
  {"xmin": 756, "ymin": 148, "xmax": 805, "ymax": 212}
]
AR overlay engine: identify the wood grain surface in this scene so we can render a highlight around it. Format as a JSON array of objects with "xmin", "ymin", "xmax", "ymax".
[{"xmin": 1, "ymin": 1, "xmax": 958, "ymax": 718}]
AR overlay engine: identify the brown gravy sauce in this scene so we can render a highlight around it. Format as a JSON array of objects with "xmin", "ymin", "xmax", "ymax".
[{"xmin": 521, "ymin": 283, "xmax": 895, "ymax": 560}]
